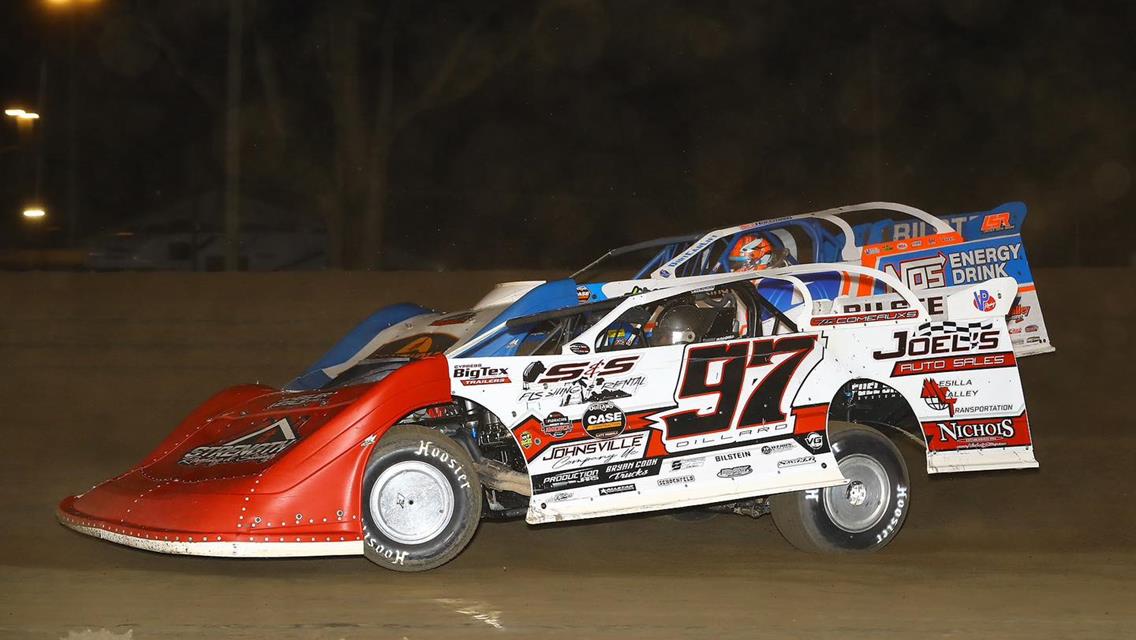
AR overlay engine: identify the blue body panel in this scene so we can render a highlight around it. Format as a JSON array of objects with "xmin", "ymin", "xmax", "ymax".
[
  {"xmin": 287, "ymin": 302, "xmax": 433, "ymax": 391},
  {"xmin": 461, "ymin": 279, "xmax": 580, "ymax": 357}
]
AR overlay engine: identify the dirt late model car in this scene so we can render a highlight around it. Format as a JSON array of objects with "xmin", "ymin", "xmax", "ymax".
[{"xmin": 58, "ymin": 263, "xmax": 1038, "ymax": 571}]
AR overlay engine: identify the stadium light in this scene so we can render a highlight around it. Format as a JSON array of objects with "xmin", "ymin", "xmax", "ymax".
[{"xmin": 23, "ymin": 207, "xmax": 47, "ymax": 220}]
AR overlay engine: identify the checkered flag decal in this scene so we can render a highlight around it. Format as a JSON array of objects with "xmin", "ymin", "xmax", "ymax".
[{"xmin": 915, "ymin": 320, "xmax": 995, "ymax": 347}]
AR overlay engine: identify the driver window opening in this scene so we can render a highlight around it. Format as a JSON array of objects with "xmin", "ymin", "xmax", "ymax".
[{"xmin": 596, "ymin": 285, "xmax": 785, "ymax": 352}]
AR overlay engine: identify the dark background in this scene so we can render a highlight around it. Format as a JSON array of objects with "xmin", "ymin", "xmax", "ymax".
[{"xmin": 1, "ymin": 0, "xmax": 1132, "ymax": 269}]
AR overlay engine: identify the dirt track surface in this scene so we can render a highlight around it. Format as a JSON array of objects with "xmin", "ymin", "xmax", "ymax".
[{"xmin": 1, "ymin": 269, "xmax": 1133, "ymax": 639}]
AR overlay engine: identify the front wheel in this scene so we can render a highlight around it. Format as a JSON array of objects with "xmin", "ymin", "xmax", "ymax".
[
  {"xmin": 361, "ymin": 425, "xmax": 482, "ymax": 571},
  {"xmin": 771, "ymin": 422, "xmax": 909, "ymax": 553}
]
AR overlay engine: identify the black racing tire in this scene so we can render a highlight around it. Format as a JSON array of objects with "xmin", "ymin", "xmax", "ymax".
[
  {"xmin": 770, "ymin": 422, "xmax": 910, "ymax": 553},
  {"xmin": 361, "ymin": 425, "xmax": 482, "ymax": 571}
]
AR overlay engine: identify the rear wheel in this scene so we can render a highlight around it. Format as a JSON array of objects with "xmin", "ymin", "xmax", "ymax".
[
  {"xmin": 361, "ymin": 426, "xmax": 482, "ymax": 571},
  {"xmin": 771, "ymin": 422, "xmax": 909, "ymax": 553}
]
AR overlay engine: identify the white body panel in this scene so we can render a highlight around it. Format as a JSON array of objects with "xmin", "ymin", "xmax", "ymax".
[{"xmin": 448, "ymin": 266, "xmax": 1038, "ymax": 525}]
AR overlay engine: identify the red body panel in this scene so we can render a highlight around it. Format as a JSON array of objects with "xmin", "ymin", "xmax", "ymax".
[{"xmin": 58, "ymin": 357, "xmax": 451, "ymax": 555}]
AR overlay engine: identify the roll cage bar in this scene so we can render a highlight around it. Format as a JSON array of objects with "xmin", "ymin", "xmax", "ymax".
[
  {"xmin": 572, "ymin": 202, "xmax": 954, "ymax": 284},
  {"xmin": 571, "ymin": 233, "xmax": 705, "ymax": 284}
]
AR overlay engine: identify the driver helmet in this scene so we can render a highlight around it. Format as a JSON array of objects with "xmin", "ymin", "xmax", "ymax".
[
  {"xmin": 729, "ymin": 234, "xmax": 775, "ymax": 271},
  {"xmin": 647, "ymin": 304, "xmax": 716, "ymax": 347}
]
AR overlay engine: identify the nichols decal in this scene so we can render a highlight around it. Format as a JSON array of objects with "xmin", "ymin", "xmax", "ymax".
[{"xmin": 923, "ymin": 413, "xmax": 1031, "ymax": 451}]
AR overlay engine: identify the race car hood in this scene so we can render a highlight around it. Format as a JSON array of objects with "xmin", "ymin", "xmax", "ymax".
[{"xmin": 59, "ymin": 357, "xmax": 451, "ymax": 539}]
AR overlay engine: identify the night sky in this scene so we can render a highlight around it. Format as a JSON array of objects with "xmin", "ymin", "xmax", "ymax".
[{"xmin": 1, "ymin": 0, "xmax": 1132, "ymax": 268}]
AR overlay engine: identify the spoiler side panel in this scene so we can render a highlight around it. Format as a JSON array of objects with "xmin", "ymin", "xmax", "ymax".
[{"xmin": 860, "ymin": 203, "xmax": 1053, "ymax": 357}]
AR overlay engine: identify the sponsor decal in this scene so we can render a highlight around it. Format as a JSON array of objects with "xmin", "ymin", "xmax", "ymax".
[
  {"xmin": 891, "ymin": 351, "xmax": 1016, "ymax": 377},
  {"xmin": 604, "ymin": 458, "xmax": 662, "ymax": 481},
  {"xmin": 541, "ymin": 412, "xmax": 573, "ymax": 438},
  {"xmin": 1026, "ymin": 324, "xmax": 1039, "ymax": 333},
  {"xmin": 980, "ymin": 212, "xmax": 1012, "ymax": 233},
  {"xmin": 777, "ymin": 455, "xmax": 816, "ymax": 469},
  {"xmin": 599, "ymin": 483, "xmax": 637, "ymax": 496},
  {"xmin": 924, "ymin": 413, "xmax": 1030, "ymax": 451},
  {"xmin": 453, "ymin": 364, "xmax": 511, "ymax": 386},
  {"xmin": 519, "ymin": 357, "xmax": 644, "ymax": 407},
  {"xmin": 659, "ymin": 269, "xmax": 671, "ymax": 278},
  {"xmin": 180, "ymin": 418, "xmax": 302, "ymax": 466},
  {"xmin": 531, "ymin": 440, "xmax": 659, "ymax": 492},
  {"xmin": 873, "ymin": 321, "xmax": 998, "ymax": 360},
  {"xmin": 847, "ymin": 380, "xmax": 901, "ymax": 400},
  {"xmin": 534, "ymin": 356, "xmax": 640, "ymax": 384},
  {"xmin": 881, "ymin": 254, "xmax": 948, "ymax": 290},
  {"xmin": 717, "ymin": 465, "xmax": 753, "ymax": 479},
  {"xmin": 569, "ymin": 343, "xmax": 591, "ymax": 355},
  {"xmin": 843, "ymin": 293, "xmax": 946, "ymax": 317},
  {"xmin": 582, "ymin": 401, "xmax": 626, "ymax": 439},
  {"xmin": 430, "ymin": 311, "xmax": 476, "ymax": 326},
  {"xmin": 804, "ymin": 431, "xmax": 824, "ymax": 451},
  {"xmin": 520, "ymin": 432, "xmax": 533, "ymax": 449},
  {"xmin": 953, "ymin": 403, "xmax": 1014, "ymax": 415},
  {"xmin": 267, "ymin": 392, "xmax": 333, "ymax": 409},
  {"xmin": 811, "ymin": 309, "xmax": 919, "ymax": 326},
  {"xmin": 714, "ymin": 451, "xmax": 752, "ymax": 463},
  {"xmin": 669, "ymin": 423, "xmax": 790, "ymax": 450},
  {"xmin": 657, "ymin": 474, "xmax": 694, "ymax": 487},
  {"xmin": 1008, "ymin": 304, "xmax": 1031, "ymax": 323},
  {"xmin": 920, "ymin": 378, "xmax": 957, "ymax": 416},
  {"xmin": 576, "ymin": 285, "xmax": 592, "ymax": 303},
  {"xmin": 537, "ymin": 432, "xmax": 648, "ymax": 469},
  {"xmin": 761, "ymin": 442, "xmax": 794, "ymax": 455},
  {"xmin": 671, "ymin": 457, "xmax": 706, "ymax": 471},
  {"xmin": 551, "ymin": 491, "xmax": 576, "ymax": 502},
  {"xmin": 947, "ymin": 244, "xmax": 1023, "ymax": 283},
  {"xmin": 628, "ymin": 285, "xmax": 656, "ymax": 295},
  {"xmin": 540, "ymin": 468, "xmax": 601, "ymax": 490},
  {"xmin": 972, "ymin": 289, "xmax": 997, "ymax": 312}
]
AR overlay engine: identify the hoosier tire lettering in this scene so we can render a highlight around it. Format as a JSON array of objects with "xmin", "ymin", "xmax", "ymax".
[
  {"xmin": 770, "ymin": 422, "xmax": 910, "ymax": 553},
  {"xmin": 360, "ymin": 426, "xmax": 482, "ymax": 572}
]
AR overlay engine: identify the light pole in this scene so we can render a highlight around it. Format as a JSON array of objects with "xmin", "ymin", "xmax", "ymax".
[
  {"xmin": 43, "ymin": 0, "xmax": 100, "ymax": 246},
  {"xmin": 5, "ymin": 108, "xmax": 44, "ymax": 221}
]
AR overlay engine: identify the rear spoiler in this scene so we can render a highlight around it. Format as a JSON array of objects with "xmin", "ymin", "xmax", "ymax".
[{"xmin": 857, "ymin": 202, "xmax": 1053, "ymax": 357}]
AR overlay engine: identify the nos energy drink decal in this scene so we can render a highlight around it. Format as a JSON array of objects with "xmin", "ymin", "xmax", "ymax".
[{"xmin": 874, "ymin": 235, "xmax": 1034, "ymax": 290}]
